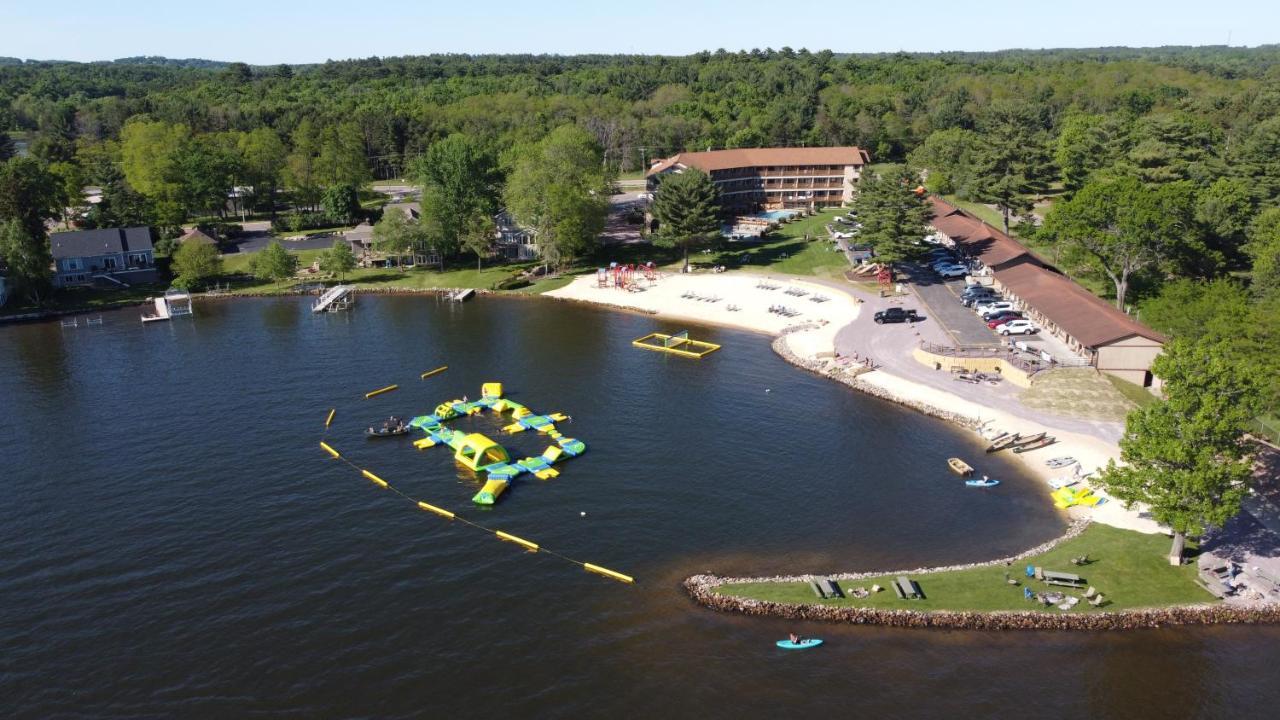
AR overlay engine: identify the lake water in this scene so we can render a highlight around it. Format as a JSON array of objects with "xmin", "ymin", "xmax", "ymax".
[{"xmin": 2, "ymin": 296, "xmax": 1278, "ymax": 718}]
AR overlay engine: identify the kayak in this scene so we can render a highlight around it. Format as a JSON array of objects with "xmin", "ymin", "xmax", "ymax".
[
  {"xmin": 776, "ymin": 638, "xmax": 824, "ymax": 650},
  {"xmin": 965, "ymin": 478, "xmax": 1000, "ymax": 488}
]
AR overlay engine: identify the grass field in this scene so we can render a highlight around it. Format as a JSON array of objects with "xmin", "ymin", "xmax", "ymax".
[
  {"xmin": 718, "ymin": 524, "xmax": 1213, "ymax": 613},
  {"xmin": 1020, "ymin": 367, "xmax": 1139, "ymax": 422},
  {"xmin": 1106, "ymin": 375, "xmax": 1159, "ymax": 410},
  {"xmin": 693, "ymin": 209, "xmax": 853, "ymax": 279}
]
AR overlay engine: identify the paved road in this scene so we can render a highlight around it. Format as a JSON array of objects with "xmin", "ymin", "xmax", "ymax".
[{"xmin": 601, "ymin": 192, "xmax": 647, "ymax": 246}]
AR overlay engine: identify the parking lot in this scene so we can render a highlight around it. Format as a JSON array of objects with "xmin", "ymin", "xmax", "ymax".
[{"xmin": 904, "ymin": 260, "xmax": 1088, "ymax": 364}]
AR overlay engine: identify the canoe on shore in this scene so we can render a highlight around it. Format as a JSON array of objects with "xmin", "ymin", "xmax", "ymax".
[
  {"xmin": 985, "ymin": 433, "xmax": 1021, "ymax": 453},
  {"xmin": 948, "ymin": 457, "xmax": 974, "ymax": 476},
  {"xmin": 1013, "ymin": 436, "xmax": 1057, "ymax": 453},
  {"xmin": 1009, "ymin": 431, "xmax": 1046, "ymax": 448}
]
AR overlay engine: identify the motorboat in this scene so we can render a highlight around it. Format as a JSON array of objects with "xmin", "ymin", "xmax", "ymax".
[{"xmin": 948, "ymin": 458, "xmax": 975, "ymax": 476}]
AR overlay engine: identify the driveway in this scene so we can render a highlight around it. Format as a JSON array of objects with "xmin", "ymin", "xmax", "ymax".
[{"xmin": 226, "ymin": 231, "xmax": 345, "ymax": 254}]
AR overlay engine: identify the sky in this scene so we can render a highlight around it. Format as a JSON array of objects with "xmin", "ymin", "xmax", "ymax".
[{"xmin": 4, "ymin": 0, "xmax": 1278, "ymax": 64}]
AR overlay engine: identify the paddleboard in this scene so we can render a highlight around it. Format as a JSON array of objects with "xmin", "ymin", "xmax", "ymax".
[{"xmin": 776, "ymin": 638, "xmax": 824, "ymax": 650}]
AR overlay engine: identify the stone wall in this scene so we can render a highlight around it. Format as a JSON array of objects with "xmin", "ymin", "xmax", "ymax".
[
  {"xmin": 771, "ymin": 335, "xmax": 981, "ymax": 430},
  {"xmin": 683, "ymin": 576, "xmax": 1280, "ymax": 630}
]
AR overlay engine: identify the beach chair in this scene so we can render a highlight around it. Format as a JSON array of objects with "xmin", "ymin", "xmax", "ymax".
[
  {"xmin": 1026, "ymin": 565, "xmax": 1036, "ymax": 578},
  {"xmin": 1084, "ymin": 587, "xmax": 1097, "ymax": 599},
  {"xmin": 1088, "ymin": 594, "xmax": 1106, "ymax": 607}
]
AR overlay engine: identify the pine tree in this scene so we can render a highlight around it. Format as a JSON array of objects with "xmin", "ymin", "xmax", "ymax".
[
  {"xmin": 850, "ymin": 166, "xmax": 930, "ymax": 265},
  {"xmin": 651, "ymin": 169, "xmax": 720, "ymax": 271}
]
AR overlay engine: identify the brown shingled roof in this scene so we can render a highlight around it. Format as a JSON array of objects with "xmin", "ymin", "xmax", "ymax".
[
  {"xmin": 993, "ymin": 262, "xmax": 1165, "ymax": 347},
  {"xmin": 927, "ymin": 196, "xmax": 1164, "ymax": 349},
  {"xmin": 647, "ymin": 146, "xmax": 868, "ymax": 176}
]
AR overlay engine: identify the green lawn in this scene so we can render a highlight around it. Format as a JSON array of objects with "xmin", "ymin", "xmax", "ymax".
[
  {"xmin": 691, "ymin": 209, "xmax": 854, "ymax": 279},
  {"xmin": 218, "ymin": 248, "xmax": 539, "ymax": 294},
  {"xmin": 1107, "ymin": 374, "xmax": 1160, "ymax": 409},
  {"xmin": 943, "ymin": 194, "xmax": 1008, "ymax": 230},
  {"xmin": 718, "ymin": 524, "xmax": 1214, "ymax": 613}
]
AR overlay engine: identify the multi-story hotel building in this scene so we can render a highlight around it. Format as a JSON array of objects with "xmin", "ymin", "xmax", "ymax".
[{"xmin": 645, "ymin": 146, "xmax": 870, "ymax": 214}]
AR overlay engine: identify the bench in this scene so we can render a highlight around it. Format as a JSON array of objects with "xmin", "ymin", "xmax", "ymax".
[
  {"xmin": 818, "ymin": 578, "xmax": 844, "ymax": 599},
  {"xmin": 1042, "ymin": 570, "xmax": 1085, "ymax": 588},
  {"xmin": 896, "ymin": 576, "xmax": 920, "ymax": 599}
]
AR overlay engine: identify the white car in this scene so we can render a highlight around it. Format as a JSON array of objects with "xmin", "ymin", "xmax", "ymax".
[
  {"xmin": 997, "ymin": 319, "xmax": 1039, "ymax": 335},
  {"xmin": 832, "ymin": 230, "xmax": 858, "ymax": 239},
  {"xmin": 935, "ymin": 265, "xmax": 968, "ymax": 278},
  {"xmin": 977, "ymin": 301, "xmax": 1016, "ymax": 317}
]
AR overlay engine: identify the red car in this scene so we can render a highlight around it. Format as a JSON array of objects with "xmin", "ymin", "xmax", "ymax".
[{"xmin": 986, "ymin": 312, "xmax": 1023, "ymax": 328}]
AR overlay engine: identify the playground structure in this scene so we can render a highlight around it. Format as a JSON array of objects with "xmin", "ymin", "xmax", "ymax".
[
  {"xmin": 632, "ymin": 330, "xmax": 721, "ymax": 359},
  {"xmin": 597, "ymin": 262, "xmax": 660, "ymax": 291},
  {"xmin": 407, "ymin": 382, "xmax": 586, "ymax": 505}
]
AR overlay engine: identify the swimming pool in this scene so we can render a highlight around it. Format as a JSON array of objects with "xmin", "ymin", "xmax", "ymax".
[{"xmin": 754, "ymin": 209, "xmax": 797, "ymax": 221}]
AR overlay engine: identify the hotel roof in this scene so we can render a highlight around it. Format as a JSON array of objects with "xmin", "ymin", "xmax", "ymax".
[{"xmin": 647, "ymin": 146, "xmax": 869, "ymax": 176}]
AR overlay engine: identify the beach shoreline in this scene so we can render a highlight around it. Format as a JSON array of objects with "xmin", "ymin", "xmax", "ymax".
[{"xmin": 547, "ymin": 270, "xmax": 1156, "ymax": 534}]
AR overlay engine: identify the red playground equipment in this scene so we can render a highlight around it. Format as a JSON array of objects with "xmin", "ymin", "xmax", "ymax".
[{"xmin": 597, "ymin": 262, "xmax": 660, "ymax": 291}]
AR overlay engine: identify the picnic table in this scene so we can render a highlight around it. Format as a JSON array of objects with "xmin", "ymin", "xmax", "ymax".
[
  {"xmin": 1042, "ymin": 570, "xmax": 1086, "ymax": 588},
  {"xmin": 896, "ymin": 576, "xmax": 920, "ymax": 599}
]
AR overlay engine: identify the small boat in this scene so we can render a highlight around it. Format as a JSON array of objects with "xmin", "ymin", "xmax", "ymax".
[
  {"xmin": 966, "ymin": 477, "xmax": 1001, "ymax": 488},
  {"xmin": 366, "ymin": 426, "xmax": 409, "ymax": 438},
  {"xmin": 1013, "ymin": 436, "xmax": 1056, "ymax": 453},
  {"xmin": 1045, "ymin": 456, "xmax": 1077, "ymax": 469},
  {"xmin": 776, "ymin": 638, "xmax": 824, "ymax": 650},
  {"xmin": 1048, "ymin": 475, "xmax": 1079, "ymax": 490},
  {"xmin": 1009, "ymin": 431, "xmax": 1046, "ymax": 448},
  {"xmin": 947, "ymin": 458, "xmax": 974, "ymax": 476},
  {"xmin": 985, "ymin": 433, "xmax": 1021, "ymax": 453}
]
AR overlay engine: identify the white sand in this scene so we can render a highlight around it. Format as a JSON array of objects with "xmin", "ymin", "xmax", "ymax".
[
  {"xmin": 546, "ymin": 272, "xmax": 861, "ymax": 354},
  {"xmin": 549, "ymin": 271, "xmax": 1164, "ymax": 535}
]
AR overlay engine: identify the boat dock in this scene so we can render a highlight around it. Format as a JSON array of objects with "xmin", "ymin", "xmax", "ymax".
[{"xmin": 312, "ymin": 285, "xmax": 354, "ymax": 313}]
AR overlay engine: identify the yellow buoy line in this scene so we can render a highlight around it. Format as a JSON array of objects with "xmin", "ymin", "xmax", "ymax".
[
  {"xmin": 325, "ymin": 408, "xmax": 336, "ymax": 428},
  {"xmin": 364, "ymin": 384, "xmax": 399, "ymax": 399},
  {"xmin": 318, "ymin": 441, "xmax": 635, "ymax": 585},
  {"xmin": 420, "ymin": 366, "xmax": 448, "ymax": 379}
]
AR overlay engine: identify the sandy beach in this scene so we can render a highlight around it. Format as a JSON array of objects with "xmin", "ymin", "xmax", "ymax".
[{"xmin": 549, "ymin": 270, "xmax": 1163, "ymax": 535}]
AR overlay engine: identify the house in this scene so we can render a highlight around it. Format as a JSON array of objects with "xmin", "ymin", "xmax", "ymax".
[
  {"xmin": 49, "ymin": 227, "xmax": 157, "ymax": 288},
  {"xmin": 927, "ymin": 197, "xmax": 1165, "ymax": 386},
  {"xmin": 494, "ymin": 210, "xmax": 537, "ymax": 261},
  {"xmin": 646, "ymin": 146, "xmax": 870, "ymax": 215},
  {"xmin": 177, "ymin": 228, "xmax": 218, "ymax": 246},
  {"xmin": 384, "ymin": 201, "xmax": 421, "ymax": 220}
]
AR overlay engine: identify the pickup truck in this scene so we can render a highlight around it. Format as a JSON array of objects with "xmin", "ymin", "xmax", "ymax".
[{"xmin": 873, "ymin": 307, "xmax": 921, "ymax": 324}]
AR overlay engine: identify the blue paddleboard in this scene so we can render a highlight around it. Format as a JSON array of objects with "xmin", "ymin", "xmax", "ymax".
[{"xmin": 776, "ymin": 638, "xmax": 823, "ymax": 650}]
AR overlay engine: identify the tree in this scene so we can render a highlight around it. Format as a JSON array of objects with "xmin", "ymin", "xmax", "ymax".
[
  {"xmin": 651, "ymin": 168, "xmax": 720, "ymax": 271},
  {"xmin": 412, "ymin": 133, "xmax": 500, "ymax": 261},
  {"xmin": 120, "ymin": 118, "xmax": 188, "ymax": 199},
  {"xmin": 87, "ymin": 163, "xmax": 154, "ymax": 231},
  {"xmin": 373, "ymin": 207, "xmax": 427, "ymax": 266},
  {"xmin": 1194, "ymin": 177, "xmax": 1256, "ymax": 272},
  {"xmin": 907, "ymin": 128, "xmax": 982, "ymax": 196},
  {"xmin": 251, "ymin": 240, "xmax": 298, "ymax": 285},
  {"xmin": 237, "ymin": 128, "xmax": 287, "ymax": 214},
  {"xmin": 0, "ymin": 219, "xmax": 53, "ymax": 304},
  {"xmin": 1139, "ymin": 278, "xmax": 1250, "ymax": 341},
  {"xmin": 1054, "ymin": 114, "xmax": 1113, "ymax": 196},
  {"xmin": 315, "ymin": 122, "xmax": 368, "ymax": 188},
  {"xmin": 1096, "ymin": 339, "xmax": 1264, "ymax": 561},
  {"xmin": 1246, "ymin": 208, "xmax": 1280, "ymax": 297},
  {"xmin": 0, "ymin": 157, "xmax": 63, "ymax": 239},
  {"xmin": 459, "ymin": 212, "xmax": 495, "ymax": 270},
  {"xmin": 0, "ymin": 132, "xmax": 14, "ymax": 162},
  {"xmin": 319, "ymin": 239, "xmax": 357, "ymax": 280},
  {"xmin": 1041, "ymin": 177, "xmax": 1178, "ymax": 309},
  {"xmin": 169, "ymin": 135, "xmax": 239, "ymax": 218},
  {"xmin": 285, "ymin": 119, "xmax": 323, "ymax": 211},
  {"xmin": 171, "ymin": 239, "xmax": 223, "ymax": 290},
  {"xmin": 849, "ymin": 165, "xmax": 931, "ymax": 264},
  {"xmin": 321, "ymin": 184, "xmax": 360, "ymax": 224},
  {"xmin": 504, "ymin": 126, "xmax": 608, "ymax": 269},
  {"xmin": 970, "ymin": 100, "xmax": 1053, "ymax": 234}
]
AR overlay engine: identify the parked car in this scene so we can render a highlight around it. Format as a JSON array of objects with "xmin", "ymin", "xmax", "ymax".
[
  {"xmin": 986, "ymin": 311, "xmax": 1024, "ymax": 328},
  {"xmin": 961, "ymin": 284, "xmax": 996, "ymax": 297},
  {"xmin": 931, "ymin": 260, "xmax": 963, "ymax": 271},
  {"xmin": 977, "ymin": 301, "xmax": 1016, "ymax": 318},
  {"xmin": 997, "ymin": 319, "xmax": 1039, "ymax": 335},
  {"xmin": 936, "ymin": 265, "xmax": 969, "ymax": 278},
  {"xmin": 874, "ymin": 307, "xmax": 922, "ymax": 324}
]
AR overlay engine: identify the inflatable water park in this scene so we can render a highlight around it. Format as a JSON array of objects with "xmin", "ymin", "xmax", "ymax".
[{"xmin": 407, "ymin": 382, "xmax": 585, "ymax": 505}]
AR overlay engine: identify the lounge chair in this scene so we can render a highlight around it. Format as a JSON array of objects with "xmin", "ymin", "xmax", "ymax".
[
  {"xmin": 1084, "ymin": 587, "xmax": 1097, "ymax": 599},
  {"xmin": 1088, "ymin": 594, "xmax": 1106, "ymax": 607}
]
